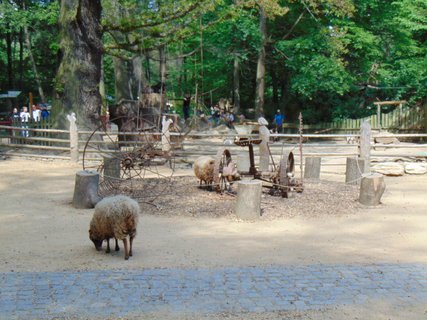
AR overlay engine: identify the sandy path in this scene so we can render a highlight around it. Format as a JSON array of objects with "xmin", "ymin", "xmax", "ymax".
[{"xmin": 0, "ymin": 158, "xmax": 426, "ymax": 273}]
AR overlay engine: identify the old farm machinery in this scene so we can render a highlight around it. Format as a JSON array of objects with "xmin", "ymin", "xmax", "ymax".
[
  {"xmin": 214, "ymin": 137, "xmax": 303, "ymax": 198},
  {"xmin": 82, "ymin": 111, "xmax": 177, "ymax": 202}
]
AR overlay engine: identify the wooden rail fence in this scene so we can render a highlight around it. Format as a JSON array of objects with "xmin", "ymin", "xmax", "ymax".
[
  {"xmin": 283, "ymin": 104, "xmax": 425, "ymax": 134},
  {"xmin": 1, "ymin": 124, "xmax": 426, "ymax": 168}
]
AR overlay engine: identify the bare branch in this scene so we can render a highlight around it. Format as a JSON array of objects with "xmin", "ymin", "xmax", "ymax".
[{"xmin": 282, "ymin": 10, "xmax": 305, "ymax": 40}]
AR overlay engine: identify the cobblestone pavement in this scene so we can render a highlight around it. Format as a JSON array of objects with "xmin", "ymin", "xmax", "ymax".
[{"xmin": 1, "ymin": 263, "xmax": 426, "ymax": 319}]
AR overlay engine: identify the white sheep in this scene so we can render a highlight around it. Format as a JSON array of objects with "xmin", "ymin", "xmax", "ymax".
[{"xmin": 89, "ymin": 195, "xmax": 139, "ymax": 260}]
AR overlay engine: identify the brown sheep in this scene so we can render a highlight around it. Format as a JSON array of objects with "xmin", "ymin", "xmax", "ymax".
[
  {"xmin": 89, "ymin": 195, "xmax": 139, "ymax": 260},
  {"xmin": 193, "ymin": 156, "xmax": 216, "ymax": 188}
]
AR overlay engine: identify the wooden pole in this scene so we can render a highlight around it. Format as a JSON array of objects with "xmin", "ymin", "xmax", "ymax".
[
  {"xmin": 67, "ymin": 113, "xmax": 79, "ymax": 163},
  {"xmin": 359, "ymin": 120, "xmax": 371, "ymax": 173},
  {"xmin": 377, "ymin": 104, "xmax": 381, "ymax": 129},
  {"xmin": 258, "ymin": 119, "xmax": 270, "ymax": 171},
  {"xmin": 299, "ymin": 113, "xmax": 303, "ymax": 183}
]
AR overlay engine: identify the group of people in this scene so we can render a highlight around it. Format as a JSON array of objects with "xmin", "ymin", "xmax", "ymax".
[
  {"xmin": 10, "ymin": 105, "xmax": 50, "ymax": 137},
  {"xmin": 167, "ymin": 94, "xmax": 286, "ymax": 132}
]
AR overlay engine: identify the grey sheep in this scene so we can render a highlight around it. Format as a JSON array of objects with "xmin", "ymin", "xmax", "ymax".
[{"xmin": 89, "ymin": 195, "xmax": 139, "ymax": 260}]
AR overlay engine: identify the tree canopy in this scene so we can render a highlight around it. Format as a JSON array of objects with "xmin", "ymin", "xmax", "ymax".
[{"xmin": 0, "ymin": 0, "xmax": 425, "ymax": 126}]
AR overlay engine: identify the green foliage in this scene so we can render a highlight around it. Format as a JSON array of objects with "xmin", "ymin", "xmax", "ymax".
[{"xmin": 0, "ymin": 0, "xmax": 425, "ymax": 125}]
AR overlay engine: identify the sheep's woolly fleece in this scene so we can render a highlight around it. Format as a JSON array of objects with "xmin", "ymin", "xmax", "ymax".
[{"xmin": 90, "ymin": 195, "xmax": 140, "ymax": 240}]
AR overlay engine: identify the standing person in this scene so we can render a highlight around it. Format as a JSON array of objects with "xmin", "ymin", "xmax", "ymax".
[
  {"xmin": 273, "ymin": 109, "xmax": 284, "ymax": 133},
  {"xmin": 182, "ymin": 94, "xmax": 192, "ymax": 120},
  {"xmin": 31, "ymin": 105, "xmax": 41, "ymax": 122},
  {"xmin": 10, "ymin": 107, "xmax": 20, "ymax": 122},
  {"xmin": 20, "ymin": 106, "xmax": 30, "ymax": 137},
  {"xmin": 41, "ymin": 107, "xmax": 49, "ymax": 119},
  {"xmin": 10, "ymin": 107, "xmax": 20, "ymax": 140}
]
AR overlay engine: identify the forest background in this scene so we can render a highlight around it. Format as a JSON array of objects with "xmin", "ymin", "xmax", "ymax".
[{"xmin": 0, "ymin": 0, "xmax": 425, "ymax": 127}]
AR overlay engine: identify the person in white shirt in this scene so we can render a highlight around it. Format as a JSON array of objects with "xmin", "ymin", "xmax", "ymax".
[
  {"xmin": 31, "ymin": 105, "xmax": 41, "ymax": 122},
  {"xmin": 20, "ymin": 106, "xmax": 30, "ymax": 137}
]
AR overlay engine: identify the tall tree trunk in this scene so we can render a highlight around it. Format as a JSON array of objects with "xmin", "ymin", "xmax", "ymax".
[
  {"xmin": 159, "ymin": 45, "xmax": 167, "ymax": 116},
  {"xmin": 19, "ymin": 28, "xmax": 24, "ymax": 90},
  {"xmin": 159, "ymin": 46, "xmax": 167, "ymax": 85},
  {"xmin": 6, "ymin": 28, "xmax": 14, "ymax": 89},
  {"xmin": 113, "ymin": 57, "xmax": 133, "ymax": 102},
  {"xmin": 233, "ymin": 56, "xmax": 241, "ymax": 113},
  {"xmin": 255, "ymin": 7, "xmax": 267, "ymax": 118},
  {"xmin": 54, "ymin": 0, "xmax": 103, "ymax": 129},
  {"xmin": 176, "ymin": 42, "xmax": 183, "ymax": 96},
  {"xmin": 145, "ymin": 55, "xmax": 151, "ymax": 84},
  {"xmin": 23, "ymin": 24, "xmax": 46, "ymax": 103},
  {"xmin": 271, "ymin": 68, "xmax": 279, "ymax": 109},
  {"xmin": 99, "ymin": 56, "xmax": 106, "ymax": 111},
  {"xmin": 132, "ymin": 55, "xmax": 145, "ymax": 99}
]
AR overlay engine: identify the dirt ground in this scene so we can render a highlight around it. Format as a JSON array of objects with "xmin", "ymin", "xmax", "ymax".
[{"xmin": 1, "ymin": 158, "xmax": 427, "ymax": 319}]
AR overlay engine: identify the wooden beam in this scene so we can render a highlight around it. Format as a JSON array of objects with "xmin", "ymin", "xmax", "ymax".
[{"xmin": 373, "ymin": 100, "xmax": 407, "ymax": 106}]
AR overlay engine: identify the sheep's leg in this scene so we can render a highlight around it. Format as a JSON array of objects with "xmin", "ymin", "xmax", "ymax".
[
  {"xmin": 115, "ymin": 238, "xmax": 120, "ymax": 251},
  {"xmin": 106, "ymin": 239, "xmax": 111, "ymax": 253},
  {"xmin": 129, "ymin": 235, "xmax": 134, "ymax": 257},
  {"xmin": 122, "ymin": 238, "xmax": 129, "ymax": 260}
]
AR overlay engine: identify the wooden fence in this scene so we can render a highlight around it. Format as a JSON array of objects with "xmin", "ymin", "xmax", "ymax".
[
  {"xmin": 283, "ymin": 105, "xmax": 425, "ymax": 134},
  {"xmin": 1, "ymin": 124, "xmax": 426, "ymax": 169}
]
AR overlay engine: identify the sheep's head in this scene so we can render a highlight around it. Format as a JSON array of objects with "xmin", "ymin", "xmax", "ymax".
[{"xmin": 89, "ymin": 229, "xmax": 103, "ymax": 251}]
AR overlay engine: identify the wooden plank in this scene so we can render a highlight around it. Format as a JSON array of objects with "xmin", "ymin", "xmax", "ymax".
[
  {"xmin": 0, "ymin": 125, "xmax": 68, "ymax": 134},
  {"xmin": 0, "ymin": 152, "xmax": 71, "ymax": 160},
  {"xmin": 373, "ymin": 100, "xmax": 407, "ymax": 106},
  {"xmin": 0, "ymin": 143, "xmax": 69, "ymax": 151}
]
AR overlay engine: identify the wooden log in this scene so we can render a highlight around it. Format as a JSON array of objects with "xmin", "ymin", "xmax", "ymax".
[
  {"xmin": 304, "ymin": 156, "xmax": 321, "ymax": 179},
  {"xmin": 345, "ymin": 157, "xmax": 369, "ymax": 185},
  {"xmin": 359, "ymin": 173, "xmax": 386, "ymax": 205},
  {"xmin": 72, "ymin": 170, "xmax": 101, "ymax": 209},
  {"xmin": 235, "ymin": 180, "xmax": 262, "ymax": 220}
]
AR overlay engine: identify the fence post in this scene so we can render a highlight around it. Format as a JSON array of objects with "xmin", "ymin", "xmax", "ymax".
[
  {"xmin": 359, "ymin": 120, "xmax": 371, "ymax": 173},
  {"xmin": 258, "ymin": 117, "xmax": 270, "ymax": 171},
  {"xmin": 67, "ymin": 113, "xmax": 79, "ymax": 162}
]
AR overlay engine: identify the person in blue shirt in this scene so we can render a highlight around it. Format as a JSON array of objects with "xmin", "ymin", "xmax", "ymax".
[
  {"xmin": 273, "ymin": 109, "xmax": 284, "ymax": 133},
  {"xmin": 41, "ymin": 108, "xmax": 50, "ymax": 119}
]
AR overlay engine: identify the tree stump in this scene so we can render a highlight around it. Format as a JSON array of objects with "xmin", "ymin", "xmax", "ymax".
[
  {"xmin": 236, "ymin": 152, "xmax": 250, "ymax": 172},
  {"xmin": 103, "ymin": 156, "xmax": 121, "ymax": 179},
  {"xmin": 72, "ymin": 171, "xmax": 101, "ymax": 209},
  {"xmin": 345, "ymin": 157, "xmax": 368, "ymax": 185},
  {"xmin": 235, "ymin": 180, "xmax": 262, "ymax": 220},
  {"xmin": 359, "ymin": 173, "xmax": 386, "ymax": 206},
  {"xmin": 304, "ymin": 157, "xmax": 321, "ymax": 179}
]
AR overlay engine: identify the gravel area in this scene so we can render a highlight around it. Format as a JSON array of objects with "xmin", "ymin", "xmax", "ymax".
[{"xmin": 140, "ymin": 176, "xmax": 362, "ymax": 220}]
